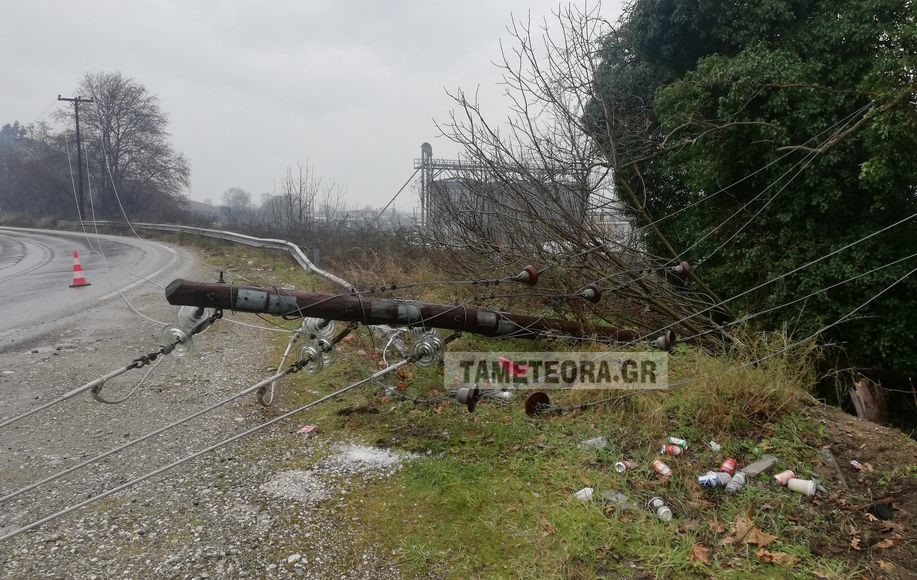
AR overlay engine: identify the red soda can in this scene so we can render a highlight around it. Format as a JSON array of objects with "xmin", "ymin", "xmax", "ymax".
[
  {"xmin": 773, "ymin": 470, "xmax": 795, "ymax": 486},
  {"xmin": 660, "ymin": 444, "xmax": 683, "ymax": 457},
  {"xmin": 652, "ymin": 459, "xmax": 672, "ymax": 478},
  {"xmin": 614, "ymin": 460, "xmax": 636, "ymax": 473},
  {"xmin": 719, "ymin": 457, "xmax": 738, "ymax": 475}
]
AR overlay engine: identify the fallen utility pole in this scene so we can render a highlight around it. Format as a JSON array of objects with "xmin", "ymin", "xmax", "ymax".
[{"xmin": 165, "ymin": 279, "xmax": 640, "ymax": 342}]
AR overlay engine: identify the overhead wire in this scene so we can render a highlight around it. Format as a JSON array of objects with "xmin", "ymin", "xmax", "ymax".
[
  {"xmin": 0, "ymin": 320, "xmax": 351, "ymax": 504},
  {"xmin": 528, "ymin": 101, "xmax": 876, "ymax": 273},
  {"xmin": 0, "ymin": 357, "xmax": 414, "ymax": 542}
]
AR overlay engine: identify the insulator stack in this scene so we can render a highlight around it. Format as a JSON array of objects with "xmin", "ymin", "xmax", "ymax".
[
  {"xmin": 455, "ymin": 387, "xmax": 481, "ymax": 412},
  {"xmin": 411, "ymin": 332, "xmax": 446, "ymax": 367},
  {"xmin": 303, "ymin": 318, "xmax": 336, "ymax": 339},
  {"xmin": 652, "ymin": 330, "xmax": 676, "ymax": 351},
  {"xmin": 176, "ymin": 306, "xmax": 216, "ymax": 334},
  {"xmin": 672, "ymin": 261, "xmax": 692, "ymax": 280},
  {"xmin": 524, "ymin": 391, "xmax": 551, "ymax": 416},
  {"xmin": 297, "ymin": 344, "xmax": 324, "ymax": 374},
  {"xmin": 513, "ymin": 265, "xmax": 539, "ymax": 286},
  {"xmin": 161, "ymin": 326, "xmax": 194, "ymax": 358},
  {"xmin": 578, "ymin": 284, "xmax": 602, "ymax": 303}
]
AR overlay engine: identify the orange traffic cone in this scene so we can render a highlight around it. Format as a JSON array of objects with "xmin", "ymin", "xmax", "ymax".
[{"xmin": 69, "ymin": 251, "xmax": 91, "ymax": 288}]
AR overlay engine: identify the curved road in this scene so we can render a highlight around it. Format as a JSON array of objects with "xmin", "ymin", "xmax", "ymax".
[{"xmin": 0, "ymin": 227, "xmax": 190, "ymax": 350}]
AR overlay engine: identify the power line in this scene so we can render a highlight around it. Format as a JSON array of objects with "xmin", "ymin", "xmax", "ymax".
[
  {"xmin": 0, "ymin": 358, "xmax": 413, "ymax": 543},
  {"xmin": 375, "ymin": 168, "xmax": 420, "ymax": 223},
  {"xmin": 619, "ymin": 211, "xmax": 917, "ymax": 347}
]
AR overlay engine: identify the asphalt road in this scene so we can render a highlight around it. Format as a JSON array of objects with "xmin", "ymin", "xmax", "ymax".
[
  {"xmin": 0, "ymin": 227, "xmax": 400, "ymax": 578},
  {"xmin": 0, "ymin": 227, "xmax": 188, "ymax": 351}
]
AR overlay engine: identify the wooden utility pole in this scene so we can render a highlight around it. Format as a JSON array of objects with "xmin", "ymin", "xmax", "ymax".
[
  {"xmin": 165, "ymin": 279, "xmax": 642, "ymax": 342},
  {"xmin": 58, "ymin": 95, "xmax": 94, "ymax": 219}
]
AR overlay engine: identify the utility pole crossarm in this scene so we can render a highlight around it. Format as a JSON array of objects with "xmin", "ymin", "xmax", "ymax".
[
  {"xmin": 165, "ymin": 279, "xmax": 641, "ymax": 342},
  {"xmin": 58, "ymin": 95, "xmax": 95, "ymax": 219}
]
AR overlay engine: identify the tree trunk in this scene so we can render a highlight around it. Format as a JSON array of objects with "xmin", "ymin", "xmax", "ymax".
[{"xmin": 849, "ymin": 377, "xmax": 888, "ymax": 424}]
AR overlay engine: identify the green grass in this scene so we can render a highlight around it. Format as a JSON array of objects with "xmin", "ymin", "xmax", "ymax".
[{"xmin": 166, "ymin": 234, "xmax": 913, "ymax": 578}]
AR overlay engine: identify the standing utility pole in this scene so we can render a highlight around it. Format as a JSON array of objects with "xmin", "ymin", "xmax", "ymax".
[{"xmin": 58, "ymin": 95, "xmax": 94, "ymax": 219}]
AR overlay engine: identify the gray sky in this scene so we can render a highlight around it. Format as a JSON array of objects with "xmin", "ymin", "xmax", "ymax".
[{"xmin": 3, "ymin": 0, "xmax": 608, "ymax": 211}]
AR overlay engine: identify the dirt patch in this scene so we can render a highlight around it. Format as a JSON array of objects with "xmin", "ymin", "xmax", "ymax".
[{"xmin": 804, "ymin": 405, "xmax": 916, "ymax": 577}]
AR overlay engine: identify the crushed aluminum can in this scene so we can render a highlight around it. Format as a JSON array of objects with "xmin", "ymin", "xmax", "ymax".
[
  {"xmin": 698, "ymin": 471, "xmax": 732, "ymax": 488},
  {"xmin": 725, "ymin": 471, "xmax": 747, "ymax": 494},
  {"xmin": 719, "ymin": 457, "xmax": 738, "ymax": 475},
  {"xmin": 774, "ymin": 470, "xmax": 796, "ymax": 486},
  {"xmin": 666, "ymin": 436, "xmax": 688, "ymax": 449},
  {"xmin": 850, "ymin": 460, "xmax": 864, "ymax": 471},
  {"xmin": 614, "ymin": 460, "xmax": 636, "ymax": 473},
  {"xmin": 646, "ymin": 496, "xmax": 673, "ymax": 521},
  {"xmin": 652, "ymin": 459, "xmax": 672, "ymax": 478},
  {"xmin": 708, "ymin": 440, "xmax": 721, "ymax": 452},
  {"xmin": 660, "ymin": 444, "xmax": 684, "ymax": 457}
]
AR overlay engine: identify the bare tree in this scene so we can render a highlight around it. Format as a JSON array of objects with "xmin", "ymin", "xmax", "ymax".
[
  {"xmin": 66, "ymin": 72, "xmax": 190, "ymax": 219},
  {"xmin": 431, "ymin": 3, "xmax": 715, "ymax": 336},
  {"xmin": 222, "ymin": 187, "xmax": 252, "ymax": 227}
]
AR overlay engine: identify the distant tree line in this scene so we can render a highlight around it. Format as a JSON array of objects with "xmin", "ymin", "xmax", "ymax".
[{"xmin": 0, "ymin": 72, "xmax": 190, "ymax": 222}]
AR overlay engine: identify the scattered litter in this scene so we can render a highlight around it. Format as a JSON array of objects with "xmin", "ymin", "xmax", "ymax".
[
  {"xmin": 708, "ymin": 440, "xmax": 721, "ymax": 452},
  {"xmin": 787, "ymin": 478, "xmax": 816, "ymax": 496},
  {"xmin": 613, "ymin": 460, "xmax": 636, "ymax": 473},
  {"xmin": 579, "ymin": 436, "xmax": 609, "ymax": 450},
  {"xmin": 666, "ymin": 436, "xmax": 688, "ymax": 449},
  {"xmin": 297, "ymin": 425, "xmax": 317, "ymax": 436},
  {"xmin": 698, "ymin": 471, "xmax": 731, "ymax": 488},
  {"xmin": 773, "ymin": 470, "xmax": 795, "ymax": 486},
  {"xmin": 574, "ymin": 487, "xmax": 594, "ymax": 501},
  {"xmin": 287, "ymin": 553, "xmax": 302, "ymax": 564},
  {"xmin": 725, "ymin": 472, "xmax": 747, "ymax": 494},
  {"xmin": 719, "ymin": 457, "xmax": 738, "ymax": 475},
  {"xmin": 741, "ymin": 455, "xmax": 777, "ymax": 477},
  {"xmin": 1, "ymin": 370, "xmax": 14, "ymax": 375},
  {"xmin": 849, "ymin": 460, "xmax": 864, "ymax": 471},
  {"xmin": 652, "ymin": 459, "xmax": 672, "ymax": 479},
  {"xmin": 660, "ymin": 444, "xmax": 683, "ymax": 457},
  {"xmin": 646, "ymin": 496, "xmax": 672, "ymax": 521},
  {"xmin": 601, "ymin": 490, "xmax": 638, "ymax": 510},
  {"xmin": 821, "ymin": 447, "xmax": 849, "ymax": 490}
]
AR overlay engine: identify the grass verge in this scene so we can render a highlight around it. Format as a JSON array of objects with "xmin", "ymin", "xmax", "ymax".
[{"xmin": 168, "ymin": 234, "xmax": 916, "ymax": 578}]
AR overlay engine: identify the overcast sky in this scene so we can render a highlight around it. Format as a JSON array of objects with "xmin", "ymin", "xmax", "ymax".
[{"xmin": 3, "ymin": 1, "xmax": 624, "ymax": 211}]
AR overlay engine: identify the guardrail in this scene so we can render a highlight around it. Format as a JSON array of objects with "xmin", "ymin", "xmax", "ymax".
[{"xmin": 58, "ymin": 220, "xmax": 354, "ymax": 291}]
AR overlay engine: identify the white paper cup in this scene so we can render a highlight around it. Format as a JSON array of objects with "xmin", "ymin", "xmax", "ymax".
[{"xmin": 787, "ymin": 478, "xmax": 816, "ymax": 496}]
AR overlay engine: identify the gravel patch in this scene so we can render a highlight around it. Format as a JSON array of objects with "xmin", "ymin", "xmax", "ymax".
[
  {"xmin": 0, "ymin": 244, "xmax": 403, "ymax": 579},
  {"xmin": 262, "ymin": 444, "xmax": 416, "ymax": 506}
]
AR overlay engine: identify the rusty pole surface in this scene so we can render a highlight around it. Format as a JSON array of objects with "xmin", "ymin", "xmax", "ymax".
[{"xmin": 165, "ymin": 279, "xmax": 640, "ymax": 342}]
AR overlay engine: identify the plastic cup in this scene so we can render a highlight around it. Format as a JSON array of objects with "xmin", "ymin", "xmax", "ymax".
[{"xmin": 787, "ymin": 478, "xmax": 816, "ymax": 496}]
